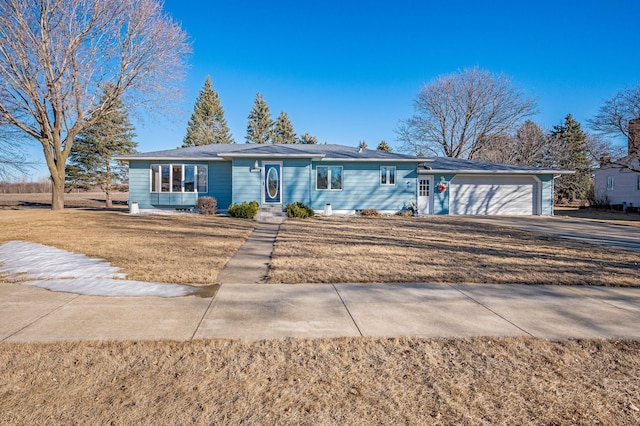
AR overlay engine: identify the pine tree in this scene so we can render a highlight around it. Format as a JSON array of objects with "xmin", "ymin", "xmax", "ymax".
[
  {"xmin": 272, "ymin": 111, "xmax": 297, "ymax": 144},
  {"xmin": 298, "ymin": 133, "xmax": 318, "ymax": 144},
  {"xmin": 66, "ymin": 86, "xmax": 137, "ymax": 207},
  {"xmin": 377, "ymin": 140, "xmax": 392, "ymax": 152},
  {"xmin": 550, "ymin": 114, "xmax": 591, "ymax": 202},
  {"xmin": 246, "ymin": 93, "xmax": 274, "ymax": 144},
  {"xmin": 182, "ymin": 76, "xmax": 233, "ymax": 147}
]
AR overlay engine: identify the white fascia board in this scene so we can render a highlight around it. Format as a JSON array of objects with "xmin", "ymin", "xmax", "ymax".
[
  {"xmin": 321, "ymin": 158, "xmax": 427, "ymax": 163},
  {"xmin": 419, "ymin": 169, "xmax": 574, "ymax": 175},
  {"xmin": 217, "ymin": 153, "xmax": 325, "ymax": 160},
  {"xmin": 115, "ymin": 156, "xmax": 226, "ymax": 162}
]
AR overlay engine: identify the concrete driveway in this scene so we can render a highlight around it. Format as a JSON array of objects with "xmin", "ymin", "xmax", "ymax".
[
  {"xmin": 2, "ymin": 282, "xmax": 639, "ymax": 343},
  {"xmin": 469, "ymin": 216, "xmax": 640, "ymax": 252}
]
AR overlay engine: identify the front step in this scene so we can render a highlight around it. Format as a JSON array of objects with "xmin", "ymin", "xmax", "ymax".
[{"xmin": 256, "ymin": 207, "xmax": 287, "ymax": 224}]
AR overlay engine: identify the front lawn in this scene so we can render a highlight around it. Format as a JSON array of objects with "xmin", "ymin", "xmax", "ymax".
[
  {"xmin": 1, "ymin": 337, "xmax": 639, "ymax": 425},
  {"xmin": 0, "ymin": 209, "xmax": 256, "ymax": 285},
  {"xmin": 269, "ymin": 216, "xmax": 640, "ymax": 286}
]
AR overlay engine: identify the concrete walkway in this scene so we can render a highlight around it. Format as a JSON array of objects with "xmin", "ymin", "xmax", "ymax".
[
  {"xmin": 2, "ymin": 282, "xmax": 639, "ymax": 343},
  {"xmin": 216, "ymin": 223, "xmax": 280, "ymax": 284}
]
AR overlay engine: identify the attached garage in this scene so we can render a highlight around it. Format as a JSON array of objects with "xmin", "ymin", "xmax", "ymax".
[
  {"xmin": 449, "ymin": 175, "xmax": 538, "ymax": 215},
  {"xmin": 419, "ymin": 157, "xmax": 571, "ymax": 216}
]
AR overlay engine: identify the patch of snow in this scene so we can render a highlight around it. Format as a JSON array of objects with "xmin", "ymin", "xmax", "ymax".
[{"xmin": 0, "ymin": 241, "xmax": 200, "ymax": 298}]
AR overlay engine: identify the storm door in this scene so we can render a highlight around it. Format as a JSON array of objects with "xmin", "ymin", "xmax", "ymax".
[{"xmin": 264, "ymin": 163, "xmax": 282, "ymax": 204}]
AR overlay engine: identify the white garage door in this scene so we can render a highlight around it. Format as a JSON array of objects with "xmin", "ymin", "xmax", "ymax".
[{"xmin": 449, "ymin": 175, "xmax": 537, "ymax": 215}]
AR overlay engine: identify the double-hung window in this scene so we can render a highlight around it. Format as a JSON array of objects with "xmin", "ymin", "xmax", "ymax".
[
  {"xmin": 316, "ymin": 166, "xmax": 343, "ymax": 190},
  {"xmin": 150, "ymin": 164, "xmax": 208, "ymax": 193},
  {"xmin": 606, "ymin": 176, "xmax": 614, "ymax": 191},
  {"xmin": 380, "ymin": 166, "xmax": 396, "ymax": 185}
]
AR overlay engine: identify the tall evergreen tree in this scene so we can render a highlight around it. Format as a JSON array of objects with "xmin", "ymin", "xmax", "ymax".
[
  {"xmin": 66, "ymin": 86, "xmax": 137, "ymax": 208},
  {"xmin": 246, "ymin": 93, "xmax": 274, "ymax": 144},
  {"xmin": 298, "ymin": 133, "xmax": 318, "ymax": 144},
  {"xmin": 272, "ymin": 111, "xmax": 297, "ymax": 144},
  {"xmin": 377, "ymin": 140, "xmax": 392, "ymax": 152},
  {"xmin": 550, "ymin": 114, "xmax": 591, "ymax": 202},
  {"xmin": 182, "ymin": 76, "xmax": 233, "ymax": 147}
]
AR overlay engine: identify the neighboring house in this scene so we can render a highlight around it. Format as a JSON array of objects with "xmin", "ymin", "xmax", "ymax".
[
  {"xmin": 117, "ymin": 143, "xmax": 569, "ymax": 216},
  {"xmin": 594, "ymin": 119, "xmax": 640, "ymax": 209}
]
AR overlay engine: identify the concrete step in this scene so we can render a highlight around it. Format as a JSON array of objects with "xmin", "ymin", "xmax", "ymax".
[{"xmin": 256, "ymin": 207, "xmax": 287, "ymax": 224}]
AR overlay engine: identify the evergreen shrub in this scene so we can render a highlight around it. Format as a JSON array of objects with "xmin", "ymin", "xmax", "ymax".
[
  {"xmin": 228, "ymin": 201, "xmax": 259, "ymax": 218},
  {"xmin": 285, "ymin": 201, "xmax": 315, "ymax": 218}
]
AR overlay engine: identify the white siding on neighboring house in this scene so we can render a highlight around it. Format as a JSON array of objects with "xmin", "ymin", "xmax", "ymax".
[
  {"xmin": 449, "ymin": 175, "xmax": 539, "ymax": 215},
  {"xmin": 594, "ymin": 161, "xmax": 640, "ymax": 207}
]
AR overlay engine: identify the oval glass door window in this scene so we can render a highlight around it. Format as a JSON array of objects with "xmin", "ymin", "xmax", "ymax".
[{"xmin": 267, "ymin": 167, "xmax": 279, "ymax": 199}]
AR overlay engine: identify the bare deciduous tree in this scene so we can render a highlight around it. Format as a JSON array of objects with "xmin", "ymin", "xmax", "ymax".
[
  {"xmin": 474, "ymin": 121, "xmax": 562, "ymax": 167},
  {"xmin": 397, "ymin": 67, "xmax": 537, "ymax": 159},
  {"xmin": 0, "ymin": 126, "xmax": 31, "ymax": 180},
  {"xmin": 0, "ymin": 0, "xmax": 190, "ymax": 209},
  {"xmin": 588, "ymin": 85, "xmax": 640, "ymax": 172}
]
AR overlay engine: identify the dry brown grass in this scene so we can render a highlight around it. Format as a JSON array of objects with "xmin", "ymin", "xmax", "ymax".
[
  {"xmin": 0, "ymin": 191, "xmax": 130, "ymax": 209},
  {"xmin": 0, "ymin": 194, "xmax": 256, "ymax": 284},
  {"xmin": 556, "ymin": 206, "xmax": 640, "ymax": 226},
  {"xmin": 269, "ymin": 216, "xmax": 640, "ymax": 286},
  {"xmin": 1, "ymin": 337, "xmax": 639, "ymax": 425}
]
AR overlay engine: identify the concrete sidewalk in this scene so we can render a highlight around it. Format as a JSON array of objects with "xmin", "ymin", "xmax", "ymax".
[
  {"xmin": 216, "ymin": 223, "xmax": 280, "ymax": 284},
  {"xmin": 2, "ymin": 282, "xmax": 639, "ymax": 343}
]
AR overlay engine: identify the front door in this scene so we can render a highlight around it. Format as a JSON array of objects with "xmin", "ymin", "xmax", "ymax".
[
  {"xmin": 418, "ymin": 177, "xmax": 432, "ymax": 214},
  {"xmin": 264, "ymin": 163, "xmax": 282, "ymax": 204}
]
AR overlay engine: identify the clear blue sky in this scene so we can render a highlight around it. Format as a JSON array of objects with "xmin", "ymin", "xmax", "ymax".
[{"xmin": 23, "ymin": 0, "xmax": 640, "ymax": 179}]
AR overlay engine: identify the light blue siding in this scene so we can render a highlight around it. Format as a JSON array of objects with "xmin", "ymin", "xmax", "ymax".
[
  {"xmin": 310, "ymin": 162, "xmax": 417, "ymax": 211},
  {"xmin": 232, "ymin": 158, "xmax": 312, "ymax": 207},
  {"xmin": 128, "ymin": 160, "xmax": 152, "ymax": 207},
  {"xmin": 540, "ymin": 175, "xmax": 555, "ymax": 216},
  {"xmin": 431, "ymin": 174, "xmax": 455, "ymax": 215},
  {"xmin": 282, "ymin": 159, "xmax": 311, "ymax": 205},
  {"xmin": 231, "ymin": 158, "xmax": 262, "ymax": 205},
  {"xmin": 127, "ymin": 160, "xmax": 231, "ymax": 209}
]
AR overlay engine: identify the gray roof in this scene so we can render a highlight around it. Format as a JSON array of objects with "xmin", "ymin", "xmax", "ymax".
[
  {"xmin": 421, "ymin": 157, "xmax": 572, "ymax": 175},
  {"xmin": 117, "ymin": 143, "xmax": 571, "ymax": 174},
  {"xmin": 117, "ymin": 143, "xmax": 423, "ymax": 162}
]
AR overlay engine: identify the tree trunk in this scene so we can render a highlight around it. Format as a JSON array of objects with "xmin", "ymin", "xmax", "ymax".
[
  {"xmin": 51, "ymin": 175, "xmax": 65, "ymax": 210},
  {"xmin": 105, "ymin": 160, "xmax": 112, "ymax": 208}
]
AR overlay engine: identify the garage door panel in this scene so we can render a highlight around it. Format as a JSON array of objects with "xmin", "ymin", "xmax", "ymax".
[{"xmin": 450, "ymin": 176, "xmax": 536, "ymax": 215}]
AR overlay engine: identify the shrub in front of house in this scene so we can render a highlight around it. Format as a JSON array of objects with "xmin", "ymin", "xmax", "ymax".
[
  {"xmin": 360, "ymin": 208, "xmax": 380, "ymax": 217},
  {"xmin": 285, "ymin": 201, "xmax": 315, "ymax": 219},
  {"xmin": 228, "ymin": 201, "xmax": 259, "ymax": 219},
  {"xmin": 196, "ymin": 196, "xmax": 217, "ymax": 215},
  {"xmin": 395, "ymin": 209, "xmax": 413, "ymax": 217}
]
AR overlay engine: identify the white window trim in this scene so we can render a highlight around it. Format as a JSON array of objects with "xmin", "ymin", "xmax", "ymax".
[
  {"xmin": 316, "ymin": 165, "xmax": 343, "ymax": 191},
  {"xmin": 380, "ymin": 166, "xmax": 396, "ymax": 185},
  {"xmin": 606, "ymin": 176, "xmax": 614, "ymax": 191},
  {"xmin": 150, "ymin": 164, "xmax": 207, "ymax": 193}
]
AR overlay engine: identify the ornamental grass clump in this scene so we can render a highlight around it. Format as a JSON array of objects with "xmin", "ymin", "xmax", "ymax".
[
  {"xmin": 196, "ymin": 196, "xmax": 217, "ymax": 215},
  {"xmin": 285, "ymin": 201, "xmax": 315, "ymax": 219},
  {"xmin": 360, "ymin": 208, "xmax": 380, "ymax": 217},
  {"xmin": 228, "ymin": 201, "xmax": 259, "ymax": 219}
]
